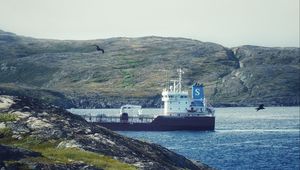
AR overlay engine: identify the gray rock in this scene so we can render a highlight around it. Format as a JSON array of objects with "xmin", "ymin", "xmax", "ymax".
[
  {"xmin": 57, "ymin": 140, "xmax": 82, "ymax": 149},
  {"xmin": 0, "ymin": 95, "xmax": 210, "ymax": 170}
]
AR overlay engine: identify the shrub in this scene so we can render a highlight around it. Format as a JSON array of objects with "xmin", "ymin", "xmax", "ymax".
[
  {"xmin": 0, "ymin": 127, "xmax": 13, "ymax": 138},
  {"xmin": 0, "ymin": 113, "xmax": 17, "ymax": 122}
]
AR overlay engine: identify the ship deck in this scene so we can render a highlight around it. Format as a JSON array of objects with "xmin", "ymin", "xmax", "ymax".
[{"xmin": 81, "ymin": 114, "xmax": 155, "ymax": 123}]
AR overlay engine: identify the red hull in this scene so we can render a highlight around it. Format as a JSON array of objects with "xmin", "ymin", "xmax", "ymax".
[{"xmin": 95, "ymin": 116, "xmax": 215, "ymax": 131}]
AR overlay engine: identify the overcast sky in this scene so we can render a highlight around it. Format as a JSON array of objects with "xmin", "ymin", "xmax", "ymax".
[{"xmin": 0, "ymin": 0, "xmax": 299, "ymax": 47}]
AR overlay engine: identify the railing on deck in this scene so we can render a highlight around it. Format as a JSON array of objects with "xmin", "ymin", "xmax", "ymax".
[{"xmin": 81, "ymin": 114, "xmax": 155, "ymax": 123}]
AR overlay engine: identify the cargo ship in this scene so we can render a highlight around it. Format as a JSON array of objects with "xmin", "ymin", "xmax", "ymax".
[{"xmin": 82, "ymin": 68, "xmax": 215, "ymax": 131}]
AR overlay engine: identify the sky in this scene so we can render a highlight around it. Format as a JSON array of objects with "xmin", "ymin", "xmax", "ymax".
[{"xmin": 0, "ymin": 0, "xmax": 299, "ymax": 47}]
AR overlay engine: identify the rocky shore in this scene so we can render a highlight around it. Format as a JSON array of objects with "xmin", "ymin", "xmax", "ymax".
[{"xmin": 0, "ymin": 95, "xmax": 212, "ymax": 170}]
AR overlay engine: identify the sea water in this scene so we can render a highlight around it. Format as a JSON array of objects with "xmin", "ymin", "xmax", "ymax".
[{"xmin": 70, "ymin": 107, "xmax": 300, "ymax": 170}]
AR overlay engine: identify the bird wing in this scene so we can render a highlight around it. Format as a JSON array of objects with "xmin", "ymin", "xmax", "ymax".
[{"xmin": 92, "ymin": 44, "xmax": 100, "ymax": 48}]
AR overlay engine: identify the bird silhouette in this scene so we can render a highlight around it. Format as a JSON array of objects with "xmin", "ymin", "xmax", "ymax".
[
  {"xmin": 92, "ymin": 45, "xmax": 104, "ymax": 54},
  {"xmin": 256, "ymin": 104, "xmax": 265, "ymax": 111}
]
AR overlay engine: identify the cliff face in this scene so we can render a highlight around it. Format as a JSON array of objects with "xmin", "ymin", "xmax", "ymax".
[
  {"xmin": 212, "ymin": 46, "xmax": 300, "ymax": 106},
  {"xmin": 0, "ymin": 30, "xmax": 299, "ymax": 107},
  {"xmin": 0, "ymin": 95, "xmax": 210, "ymax": 170}
]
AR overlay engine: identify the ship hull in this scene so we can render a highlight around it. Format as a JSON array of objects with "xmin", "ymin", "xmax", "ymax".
[{"xmin": 95, "ymin": 116, "xmax": 215, "ymax": 131}]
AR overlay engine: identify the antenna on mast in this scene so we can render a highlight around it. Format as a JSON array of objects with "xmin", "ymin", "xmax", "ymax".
[{"xmin": 177, "ymin": 68, "xmax": 184, "ymax": 92}]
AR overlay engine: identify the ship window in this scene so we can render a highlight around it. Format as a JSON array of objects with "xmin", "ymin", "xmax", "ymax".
[
  {"xmin": 178, "ymin": 102, "xmax": 180, "ymax": 104},
  {"xmin": 170, "ymin": 102, "xmax": 172, "ymax": 104},
  {"xmin": 169, "ymin": 95, "xmax": 173, "ymax": 98},
  {"xmin": 186, "ymin": 102, "xmax": 188, "ymax": 104}
]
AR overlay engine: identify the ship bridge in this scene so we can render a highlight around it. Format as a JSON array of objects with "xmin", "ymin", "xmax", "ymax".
[
  {"xmin": 162, "ymin": 68, "xmax": 190, "ymax": 115},
  {"xmin": 161, "ymin": 68, "xmax": 213, "ymax": 116}
]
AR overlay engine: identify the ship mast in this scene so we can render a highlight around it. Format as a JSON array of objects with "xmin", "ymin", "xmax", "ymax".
[
  {"xmin": 177, "ymin": 68, "xmax": 184, "ymax": 92},
  {"xmin": 169, "ymin": 68, "xmax": 184, "ymax": 92}
]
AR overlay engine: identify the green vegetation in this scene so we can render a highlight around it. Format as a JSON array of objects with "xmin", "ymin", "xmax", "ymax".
[
  {"xmin": 0, "ymin": 31, "xmax": 299, "ymax": 106},
  {"xmin": 113, "ymin": 58, "xmax": 146, "ymax": 69},
  {"xmin": 0, "ymin": 62, "xmax": 56, "ymax": 87},
  {"xmin": 125, "ymin": 59, "xmax": 146, "ymax": 68},
  {"xmin": 121, "ymin": 69, "xmax": 135, "ymax": 88},
  {"xmin": 0, "ymin": 113, "xmax": 17, "ymax": 122},
  {"xmin": 0, "ymin": 136, "xmax": 136, "ymax": 170},
  {"xmin": 0, "ymin": 127, "xmax": 13, "ymax": 138},
  {"xmin": 41, "ymin": 148, "xmax": 135, "ymax": 170}
]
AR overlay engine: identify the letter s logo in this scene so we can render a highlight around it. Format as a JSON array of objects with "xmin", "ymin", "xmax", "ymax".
[{"xmin": 195, "ymin": 89, "xmax": 201, "ymax": 95}]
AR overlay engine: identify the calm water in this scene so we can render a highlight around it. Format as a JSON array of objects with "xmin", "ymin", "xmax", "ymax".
[{"xmin": 70, "ymin": 107, "xmax": 300, "ymax": 170}]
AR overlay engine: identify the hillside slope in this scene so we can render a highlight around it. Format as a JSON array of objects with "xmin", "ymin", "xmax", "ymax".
[{"xmin": 0, "ymin": 30, "xmax": 299, "ymax": 107}]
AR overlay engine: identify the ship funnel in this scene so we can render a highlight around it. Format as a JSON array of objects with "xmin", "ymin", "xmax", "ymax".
[{"xmin": 192, "ymin": 83, "xmax": 204, "ymax": 107}]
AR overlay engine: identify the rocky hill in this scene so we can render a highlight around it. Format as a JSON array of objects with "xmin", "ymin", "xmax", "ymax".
[
  {"xmin": 0, "ymin": 95, "xmax": 210, "ymax": 170},
  {"xmin": 0, "ymin": 30, "xmax": 299, "ymax": 107}
]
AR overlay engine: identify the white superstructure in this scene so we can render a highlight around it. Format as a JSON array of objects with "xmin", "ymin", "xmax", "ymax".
[
  {"xmin": 161, "ymin": 68, "xmax": 214, "ymax": 116},
  {"xmin": 120, "ymin": 104, "xmax": 142, "ymax": 116}
]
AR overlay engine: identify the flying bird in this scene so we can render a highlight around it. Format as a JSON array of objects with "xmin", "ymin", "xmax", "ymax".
[
  {"xmin": 256, "ymin": 104, "xmax": 265, "ymax": 111},
  {"xmin": 92, "ymin": 45, "xmax": 104, "ymax": 54}
]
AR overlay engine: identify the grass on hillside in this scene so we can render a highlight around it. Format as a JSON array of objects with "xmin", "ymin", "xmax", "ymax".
[
  {"xmin": 0, "ymin": 136, "xmax": 136, "ymax": 170},
  {"xmin": 120, "ymin": 69, "xmax": 136, "ymax": 88},
  {"xmin": 0, "ymin": 127, "xmax": 13, "ymax": 138},
  {"xmin": 0, "ymin": 113, "xmax": 17, "ymax": 122}
]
